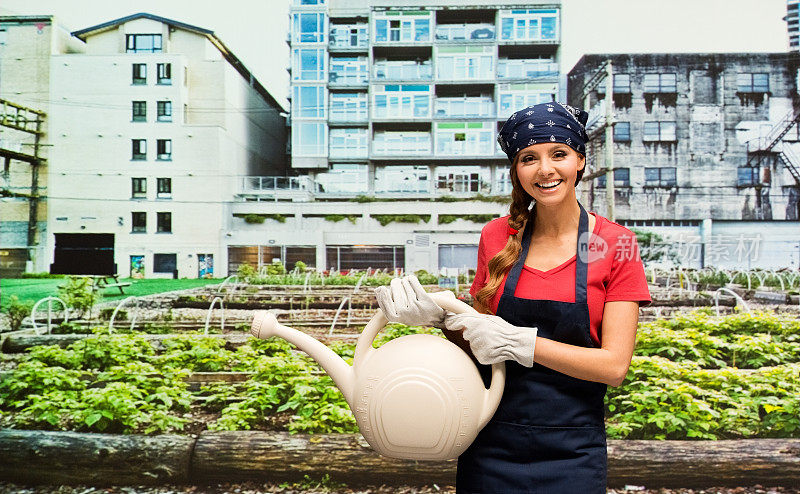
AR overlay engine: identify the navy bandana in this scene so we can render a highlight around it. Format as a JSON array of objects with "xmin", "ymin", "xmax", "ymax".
[{"xmin": 497, "ymin": 102, "xmax": 590, "ymax": 163}]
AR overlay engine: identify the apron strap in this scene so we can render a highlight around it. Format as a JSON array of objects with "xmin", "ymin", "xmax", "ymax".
[{"xmin": 502, "ymin": 201, "xmax": 590, "ymax": 305}]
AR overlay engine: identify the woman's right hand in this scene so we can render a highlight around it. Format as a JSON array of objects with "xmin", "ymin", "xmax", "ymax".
[{"xmin": 374, "ymin": 275, "xmax": 447, "ymax": 329}]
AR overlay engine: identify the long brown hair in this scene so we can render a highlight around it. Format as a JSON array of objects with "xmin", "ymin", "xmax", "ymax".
[{"xmin": 475, "ymin": 153, "xmax": 585, "ymax": 313}]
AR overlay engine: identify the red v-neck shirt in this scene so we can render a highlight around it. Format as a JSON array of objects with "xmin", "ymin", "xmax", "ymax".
[{"xmin": 469, "ymin": 211, "xmax": 652, "ymax": 346}]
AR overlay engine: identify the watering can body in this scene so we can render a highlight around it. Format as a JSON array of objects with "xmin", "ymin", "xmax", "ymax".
[{"xmin": 250, "ymin": 290, "xmax": 505, "ymax": 460}]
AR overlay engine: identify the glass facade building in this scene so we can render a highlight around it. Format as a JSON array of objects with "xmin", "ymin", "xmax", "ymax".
[{"xmin": 289, "ymin": 0, "xmax": 562, "ymax": 196}]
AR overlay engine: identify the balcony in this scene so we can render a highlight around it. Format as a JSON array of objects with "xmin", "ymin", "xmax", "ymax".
[
  {"xmin": 435, "ymin": 97, "xmax": 495, "ymax": 119},
  {"xmin": 497, "ymin": 60, "xmax": 558, "ymax": 80},
  {"xmin": 328, "ymin": 71, "xmax": 369, "ymax": 88},
  {"xmin": 238, "ymin": 174, "xmax": 510, "ymax": 201},
  {"xmin": 372, "ymin": 133, "xmax": 432, "ymax": 156},
  {"xmin": 373, "ymin": 61, "xmax": 432, "ymax": 81},
  {"xmin": 435, "ymin": 23, "xmax": 495, "ymax": 42},
  {"xmin": 329, "ymin": 25, "xmax": 369, "ymax": 51}
]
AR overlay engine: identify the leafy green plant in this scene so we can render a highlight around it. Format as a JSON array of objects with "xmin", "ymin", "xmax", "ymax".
[
  {"xmin": 236, "ymin": 263, "xmax": 257, "ymax": 282},
  {"xmin": 323, "ymin": 214, "xmax": 358, "ymax": 224},
  {"xmin": 6, "ymin": 295, "xmax": 32, "ymax": 331},
  {"xmin": 266, "ymin": 260, "xmax": 286, "ymax": 275},
  {"xmin": 438, "ymin": 214, "xmax": 496, "ymax": 224},
  {"xmin": 371, "ymin": 214, "xmax": 431, "ymax": 226},
  {"xmin": 57, "ymin": 276, "xmax": 100, "ymax": 318}
]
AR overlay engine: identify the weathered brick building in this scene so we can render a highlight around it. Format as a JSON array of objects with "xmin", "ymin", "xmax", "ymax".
[{"xmin": 568, "ymin": 53, "xmax": 800, "ymax": 268}]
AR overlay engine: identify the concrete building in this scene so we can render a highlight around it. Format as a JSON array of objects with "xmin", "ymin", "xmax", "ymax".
[
  {"xmin": 225, "ymin": 0, "xmax": 563, "ymax": 275},
  {"xmin": 568, "ymin": 53, "xmax": 800, "ymax": 269},
  {"xmin": 0, "ymin": 13, "xmax": 287, "ymax": 278},
  {"xmin": 0, "ymin": 16, "xmax": 79, "ymax": 277}
]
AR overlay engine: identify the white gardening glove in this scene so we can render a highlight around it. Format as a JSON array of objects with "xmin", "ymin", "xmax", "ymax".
[
  {"xmin": 374, "ymin": 275, "xmax": 448, "ymax": 329},
  {"xmin": 443, "ymin": 313, "xmax": 538, "ymax": 367}
]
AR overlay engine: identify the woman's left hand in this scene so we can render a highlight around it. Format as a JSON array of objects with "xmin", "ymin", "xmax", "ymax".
[{"xmin": 444, "ymin": 313, "xmax": 538, "ymax": 367}]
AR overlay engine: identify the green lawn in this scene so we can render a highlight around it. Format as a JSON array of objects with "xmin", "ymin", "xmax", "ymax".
[{"xmin": 0, "ymin": 277, "xmax": 224, "ymax": 312}]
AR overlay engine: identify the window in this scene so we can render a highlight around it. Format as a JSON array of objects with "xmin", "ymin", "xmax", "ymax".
[
  {"xmin": 372, "ymin": 131, "xmax": 431, "ymax": 155},
  {"xmin": 157, "ymin": 63, "xmax": 171, "ymax": 84},
  {"xmin": 645, "ymin": 167, "xmax": 677, "ymax": 187},
  {"xmin": 737, "ymin": 73, "xmax": 769, "ymax": 93},
  {"xmin": 497, "ymin": 58, "xmax": 557, "ymax": 80},
  {"xmin": 131, "ymin": 212, "xmax": 146, "ymax": 233},
  {"xmin": 499, "ymin": 9, "xmax": 560, "ymax": 41},
  {"xmin": 157, "ymin": 177, "xmax": 172, "ymax": 198},
  {"xmin": 329, "ymin": 56, "xmax": 369, "ymax": 85},
  {"xmin": 153, "ymin": 253, "xmax": 177, "ymax": 273},
  {"xmin": 737, "ymin": 166, "xmax": 759, "ymax": 186},
  {"xmin": 597, "ymin": 74, "xmax": 631, "ymax": 94},
  {"xmin": 614, "ymin": 122, "xmax": 631, "ymax": 142},
  {"xmin": 436, "ymin": 46, "xmax": 494, "ymax": 80},
  {"xmin": 293, "ymin": 12, "xmax": 326, "ymax": 43},
  {"xmin": 436, "ymin": 95, "xmax": 495, "ymax": 118},
  {"xmin": 292, "ymin": 122, "xmax": 327, "ymax": 156},
  {"xmin": 435, "ymin": 122, "xmax": 494, "ymax": 156},
  {"xmin": 126, "ymin": 34, "xmax": 162, "ymax": 53},
  {"xmin": 132, "ymin": 139, "xmax": 146, "ymax": 160},
  {"xmin": 329, "ymin": 128, "xmax": 368, "ymax": 158},
  {"xmin": 643, "ymin": 73, "xmax": 677, "ymax": 93},
  {"xmin": 435, "ymin": 166, "xmax": 488, "ymax": 193},
  {"xmin": 293, "ymin": 86, "xmax": 326, "ymax": 118},
  {"xmin": 596, "ymin": 168, "xmax": 630, "ymax": 188},
  {"xmin": 374, "ymin": 12, "xmax": 431, "ymax": 43},
  {"xmin": 132, "ymin": 64, "xmax": 147, "ymax": 85},
  {"xmin": 132, "ymin": 101, "xmax": 146, "ymax": 122},
  {"xmin": 498, "ymin": 85, "xmax": 556, "ymax": 118},
  {"xmin": 373, "ymin": 59, "xmax": 432, "ymax": 80},
  {"xmin": 372, "ymin": 84, "xmax": 431, "ymax": 119},
  {"xmin": 157, "ymin": 212, "xmax": 172, "ymax": 233},
  {"xmin": 375, "ymin": 165, "xmax": 430, "ymax": 193},
  {"xmin": 292, "ymin": 48, "xmax": 326, "ymax": 81},
  {"xmin": 643, "ymin": 121, "xmax": 677, "ymax": 142},
  {"xmin": 131, "ymin": 177, "xmax": 147, "ymax": 198},
  {"xmin": 314, "ymin": 164, "xmax": 368, "ymax": 194},
  {"xmin": 156, "ymin": 139, "xmax": 172, "ymax": 160},
  {"xmin": 330, "ymin": 24, "xmax": 368, "ymax": 48},
  {"xmin": 157, "ymin": 101, "xmax": 172, "ymax": 122},
  {"xmin": 329, "ymin": 92, "xmax": 368, "ymax": 122}
]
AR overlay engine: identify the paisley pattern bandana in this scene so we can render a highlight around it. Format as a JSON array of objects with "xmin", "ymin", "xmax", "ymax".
[{"xmin": 497, "ymin": 102, "xmax": 590, "ymax": 163}]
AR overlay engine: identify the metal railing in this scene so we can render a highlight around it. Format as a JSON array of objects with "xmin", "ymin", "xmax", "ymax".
[
  {"xmin": 497, "ymin": 60, "xmax": 559, "ymax": 80},
  {"xmin": 435, "ymin": 24, "xmax": 495, "ymax": 41}
]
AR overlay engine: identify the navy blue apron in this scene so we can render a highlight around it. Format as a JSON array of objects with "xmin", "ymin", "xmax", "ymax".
[{"xmin": 457, "ymin": 201, "xmax": 608, "ymax": 494}]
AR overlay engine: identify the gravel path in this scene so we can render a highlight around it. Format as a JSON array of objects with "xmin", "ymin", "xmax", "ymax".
[{"xmin": 1, "ymin": 482, "xmax": 799, "ymax": 494}]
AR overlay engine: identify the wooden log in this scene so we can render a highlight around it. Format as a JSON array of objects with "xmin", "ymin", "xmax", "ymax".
[
  {"xmin": 607, "ymin": 439, "xmax": 800, "ymax": 487},
  {"xmin": 0, "ymin": 429, "xmax": 194, "ymax": 485},
  {"xmin": 1, "ymin": 430, "xmax": 799, "ymax": 487},
  {"xmin": 193, "ymin": 432, "xmax": 800, "ymax": 488},
  {"xmin": 191, "ymin": 430, "xmax": 458, "ymax": 486}
]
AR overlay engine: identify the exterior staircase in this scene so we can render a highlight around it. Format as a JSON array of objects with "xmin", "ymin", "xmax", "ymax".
[{"xmin": 747, "ymin": 108, "xmax": 800, "ymax": 185}]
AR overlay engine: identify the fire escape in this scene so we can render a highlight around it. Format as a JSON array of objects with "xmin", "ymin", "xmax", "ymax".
[{"xmin": 746, "ymin": 108, "xmax": 800, "ymax": 185}]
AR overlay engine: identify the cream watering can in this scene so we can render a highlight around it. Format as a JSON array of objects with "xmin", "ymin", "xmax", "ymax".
[{"xmin": 250, "ymin": 289, "xmax": 505, "ymax": 461}]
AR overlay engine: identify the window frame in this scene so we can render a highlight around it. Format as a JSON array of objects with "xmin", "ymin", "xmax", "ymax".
[
  {"xmin": 157, "ymin": 101, "xmax": 172, "ymax": 122},
  {"xmin": 642, "ymin": 121, "xmax": 677, "ymax": 142},
  {"xmin": 643, "ymin": 73, "xmax": 677, "ymax": 94},
  {"xmin": 132, "ymin": 101, "xmax": 147, "ymax": 122},
  {"xmin": 156, "ymin": 139, "xmax": 172, "ymax": 161},
  {"xmin": 736, "ymin": 73, "xmax": 769, "ymax": 93},
  {"xmin": 613, "ymin": 122, "xmax": 631, "ymax": 142},
  {"xmin": 156, "ymin": 212, "xmax": 172, "ymax": 234},
  {"xmin": 132, "ymin": 139, "xmax": 147, "ymax": 161},
  {"xmin": 125, "ymin": 34, "xmax": 163, "ymax": 54},
  {"xmin": 131, "ymin": 177, "xmax": 147, "ymax": 198},
  {"xmin": 132, "ymin": 63, "xmax": 147, "ymax": 85},
  {"xmin": 596, "ymin": 167, "xmax": 630, "ymax": 188},
  {"xmin": 156, "ymin": 63, "xmax": 172, "ymax": 85},
  {"xmin": 131, "ymin": 211, "xmax": 147, "ymax": 233},
  {"xmin": 157, "ymin": 177, "xmax": 172, "ymax": 198},
  {"xmin": 644, "ymin": 167, "xmax": 678, "ymax": 187}
]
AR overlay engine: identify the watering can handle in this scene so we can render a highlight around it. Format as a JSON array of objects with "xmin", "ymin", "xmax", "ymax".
[{"xmin": 354, "ymin": 289, "xmax": 506, "ymax": 429}]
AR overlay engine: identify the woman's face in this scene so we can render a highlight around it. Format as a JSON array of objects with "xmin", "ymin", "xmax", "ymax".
[{"xmin": 514, "ymin": 142, "xmax": 585, "ymax": 204}]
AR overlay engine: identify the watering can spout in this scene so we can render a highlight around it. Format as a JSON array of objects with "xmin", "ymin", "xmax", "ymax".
[{"xmin": 251, "ymin": 311, "xmax": 355, "ymax": 406}]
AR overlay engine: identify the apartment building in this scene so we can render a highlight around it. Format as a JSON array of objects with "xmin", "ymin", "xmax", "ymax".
[
  {"xmin": 226, "ymin": 0, "xmax": 562, "ymax": 275},
  {"xmin": 0, "ymin": 13, "xmax": 287, "ymax": 278},
  {"xmin": 568, "ymin": 53, "xmax": 800, "ymax": 269}
]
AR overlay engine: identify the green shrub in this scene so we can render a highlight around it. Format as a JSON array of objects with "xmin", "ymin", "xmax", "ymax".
[
  {"xmin": 57, "ymin": 276, "xmax": 100, "ymax": 318},
  {"xmin": 6, "ymin": 295, "xmax": 32, "ymax": 331}
]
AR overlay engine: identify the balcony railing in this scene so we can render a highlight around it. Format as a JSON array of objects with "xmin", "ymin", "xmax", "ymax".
[
  {"xmin": 435, "ymin": 24, "xmax": 495, "ymax": 41},
  {"xmin": 329, "ymin": 28, "xmax": 369, "ymax": 49},
  {"xmin": 328, "ymin": 71, "xmax": 369, "ymax": 85},
  {"xmin": 434, "ymin": 97, "xmax": 495, "ymax": 118},
  {"xmin": 373, "ymin": 61, "xmax": 432, "ymax": 80},
  {"xmin": 497, "ymin": 60, "xmax": 559, "ymax": 80},
  {"xmin": 372, "ymin": 134, "xmax": 432, "ymax": 155},
  {"xmin": 238, "ymin": 175, "xmax": 509, "ymax": 200}
]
